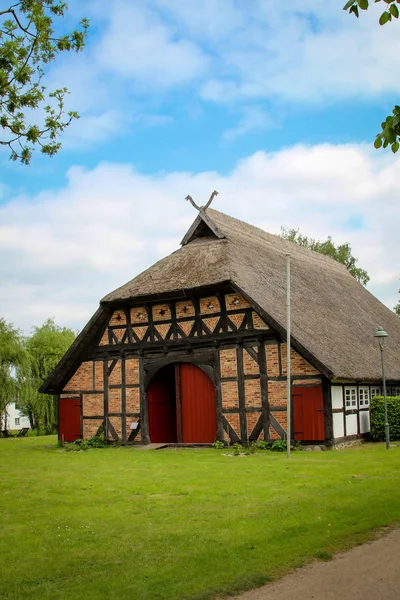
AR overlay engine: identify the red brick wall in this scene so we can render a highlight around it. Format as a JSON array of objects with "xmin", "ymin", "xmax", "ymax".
[
  {"xmin": 281, "ymin": 343, "xmax": 320, "ymax": 376},
  {"xmin": 126, "ymin": 359, "xmax": 139, "ymax": 385},
  {"xmin": 62, "ymin": 355, "xmax": 142, "ymax": 442},
  {"xmin": 268, "ymin": 381, "xmax": 287, "ymax": 408},
  {"xmin": 126, "ymin": 387, "xmax": 140, "ymax": 414},
  {"xmin": 199, "ymin": 295, "xmax": 220, "ymax": 314},
  {"xmin": 243, "ymin": 348, "xmax": 259, "ymax": 375},
  {"xmin": 245, "ymin": 379, "xmax": 262, "ymax": 408},
  {"xmin": 82, "ymin": 394, "xmax": 103, "ymax": 417},
  {"xmin": 108, "ymin": 360, "xmax": 122, "ymax": 385},
  {"xmin": 83, "ymin": 418, "xmax": 103, "ymax": 439},
  {"xmin": 221, "ymin": 381, "xmax": 239, "ymax": 410},
  {"xmin": 220, "ymin": 348, "xmax": 237, "ymax": 378},
  {"xmin": 108, "ymin": 388, "xmax": 122, "ymax": 414},
  {"xmin": 225, "ymin": 294, "xmax": 250, "ymax": 310},
  {"xmin": 65, "ymin": 361, "xmax": 93, "ymax": 391},
  {"xmin": 266, "ymin": 345, "xmax": 280, "ymax": 377}
]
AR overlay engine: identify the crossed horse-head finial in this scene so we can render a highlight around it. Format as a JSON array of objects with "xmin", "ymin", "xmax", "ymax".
[{"xmin": 185, "ymin": 190, "xmax": 218, "ymax": 212}]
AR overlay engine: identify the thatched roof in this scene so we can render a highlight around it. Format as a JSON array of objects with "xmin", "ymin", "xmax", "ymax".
[{"xmin": 102, "ymin": 208, "xmax": 400, "ymax": 381}]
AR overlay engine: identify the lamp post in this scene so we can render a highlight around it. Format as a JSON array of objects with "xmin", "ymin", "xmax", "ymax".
[{"xmin": 374, "ymin": 326, "xmax": 390, "ymax": 450}]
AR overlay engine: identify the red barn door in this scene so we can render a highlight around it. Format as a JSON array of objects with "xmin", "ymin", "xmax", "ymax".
[
  {"xmin": 147, "ymin": 363, "xmax": 217, "ymax": 444},
  {"xmin": 59, "ymin": 397, "xmax": 81, "ymax": 442},
  {"xmin": 148, "ymin": 365, "xmax": 177, "ymax": 443},
  {"xmin": 179, "ymin": 364, "xmax": 217, "ymax": 443},
  {"xmin": 293, "ymin": 386, "xmax": 325, "ymax": 441}
]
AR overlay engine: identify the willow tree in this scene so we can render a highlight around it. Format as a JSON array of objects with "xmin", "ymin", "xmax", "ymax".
[
  {"xmin": 0, "ymin": 318, "xmax": 27, "ymax": 429},
  {"xmin": 20, "ymin": 318, "xmax": 75, "ymax": 432}
]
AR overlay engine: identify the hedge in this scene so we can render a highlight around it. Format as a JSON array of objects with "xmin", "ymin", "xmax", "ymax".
[{"xmin": 370, "ymin": 396, "xmax": 400, "ymax": 441}]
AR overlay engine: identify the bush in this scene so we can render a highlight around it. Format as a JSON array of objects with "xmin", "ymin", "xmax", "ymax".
[
  {"xmin": 271, "ymin": 439, "xmax": 287, "ymax": 452},
  {"xmin": 370, "ymin": 396, "xmax": 400, "ymax": 441},
  {"xmin": 57, "ymin": 434, "xmax": 107, "ymax": 451},
  {"xmin": 212, "ymin": 440, "xmax": 225, "ymax": 449},
  {"xmin": 252, "ymin": 440, "xmax": 270, "ymax": 450}
]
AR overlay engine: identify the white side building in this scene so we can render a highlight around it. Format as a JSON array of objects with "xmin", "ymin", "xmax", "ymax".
[{"xmin": 1, "ymin": 402, "xmax": 30, "ymax": 431}]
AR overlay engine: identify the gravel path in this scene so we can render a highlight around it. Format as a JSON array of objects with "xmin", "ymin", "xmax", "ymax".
[{"xmin": 225, "ymin": 528, "xmax": 400, "ymax": 600}]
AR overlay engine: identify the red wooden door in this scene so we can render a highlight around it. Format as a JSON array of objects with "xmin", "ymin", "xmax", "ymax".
[
  {"xmin": 148, "ymin": 366, "xmax": 177, "ymax": 443},
  {"xmin": 179, "ymin": 364, "xmax": 216, "ymax": 443},
  {"xmin": 59, "ymin": 398, "xmax": 81, "ymax": 442},
  {"xmin": 293, "ymin": 386, "xmax": 325, "ymax": 441}
]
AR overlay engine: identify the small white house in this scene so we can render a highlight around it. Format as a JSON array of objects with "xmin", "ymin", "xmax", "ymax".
[{"xmin": 1, "ymin": 402, "xmax": 30, "ymax": 431}]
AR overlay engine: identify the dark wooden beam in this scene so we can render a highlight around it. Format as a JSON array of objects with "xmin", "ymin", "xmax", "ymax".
[
  {"xmin": 249, "ymin": 412, "xmax": 264, "ymax": 441},
  {"xmin": 270, "ymin": 413, "xmax": 286, "ymax": 439},
  {"xmin": 103, "ymin": 360, "xmax": 108, "ymax": 440},
  {"xmin": 213, "ymin": 349, "xmax": 225, "ymax": 442},
  {"xmin": 222, "ymin": 415, "xmax": 240, "ymax": 443},
  {"xmin": 127, "ymin": 420, "xmax": 141, "ymax": 443},
  {"xmin": 258, "ymin": 343, "xmax": 271, "ymax": 441},
  {"xmin": 139, "ymin": 357, "xmax": 150, "ymax": 444},
  {"xmin": 121, "ymin": 357, "xmax": 127, "ymax": 443},
  {"xmin": 236, "ymin": 346, "xmax": 247, "ymax": 442},
  {"xmin": 107, "ymin": 417, "xmax": 119, "ymax": 441},
  {"xmin": 175, "ymin": 364, "xmax": 182, "ymax": 444}
]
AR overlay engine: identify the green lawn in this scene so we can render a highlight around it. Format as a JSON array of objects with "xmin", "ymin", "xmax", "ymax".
[{"xmin": 0, "ymin": 439, "xmax": 399, "ymax": 600}]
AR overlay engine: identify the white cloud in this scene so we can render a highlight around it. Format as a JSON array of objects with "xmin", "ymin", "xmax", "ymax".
[
  {"xmin": 98, "ymin": 2, "xmax": 208, "ymax": 89},
  {"xmin": 1, "ymin": 143, "xmax": 399, "ymax": 333},
  {"xmin": 33, "ymin": 1, "xmax": 400, "ymax": 152},
  {"xmin": 222, "ymin": 106, "xmax": 277, "ymax": 141}
]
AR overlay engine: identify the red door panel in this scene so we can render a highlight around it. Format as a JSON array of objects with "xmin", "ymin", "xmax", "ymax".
[
  {"xmin": 148, "ymin": 366, "xmax": 177, "ymax": 443},
  {"xmin": 179, "ymin": 364, "xmax": 216, "ymax": 443},
  {"xmin": 293, "ymin": 386, "xmax": 324, "ymax": 441},
  {"xmin": 59, "ymin": 398, "xmax": 81, "ymax": 442}
]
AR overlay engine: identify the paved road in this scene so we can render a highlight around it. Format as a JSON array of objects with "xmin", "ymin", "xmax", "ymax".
[{"xmin": 226, "ymin": 529, "xmax": 400, "ymax": 600}]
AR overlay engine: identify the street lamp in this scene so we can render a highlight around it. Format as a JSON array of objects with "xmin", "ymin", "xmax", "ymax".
[{"xmin": 374, "ymin": 326, "xmax": 390, "ymax": 450}]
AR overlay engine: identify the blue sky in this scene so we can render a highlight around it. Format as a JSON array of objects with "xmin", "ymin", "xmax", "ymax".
[{"xmin": 1, "ymin": 0, "xmax": 399, "ymax": 332}]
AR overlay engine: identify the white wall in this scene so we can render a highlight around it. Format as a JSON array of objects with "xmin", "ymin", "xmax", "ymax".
[
  {"xmin": 1, "ymin": 403, "xmax": 30, "ymax": 430},
  {"xmin": 333, "ymin": 412, "xmax": 344, "ymax": 439},
  {"xmin": 345, "ymin": 413, "xmax": 358, "ymax": 436},
  {"xmin": 331, "ymin": 386, "xmax": 343, "ymax": 409},
  {"xmin": 359, "ymin": 410, "xmax": 370, "ymax": 434}
]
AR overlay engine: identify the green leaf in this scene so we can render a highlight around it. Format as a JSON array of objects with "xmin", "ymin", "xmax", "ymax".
[
  {"xmin": 358, "ymin": 0, "xmax": 368, "ymax": 9},
  {"xmin": 350, "ymin": 4, "xmax": 360, "ymax": 15},
  {"xmin": 374, "ymin": 137, "xmax": 383, "ymax": 149},
  {"xmin": 379, "ymin": 11, "xmax": 391, "ymax": 24},
  {"xmin": 390, "ymin": 3, "xmax": 399, "ymax": 16},
  {"xmin": 391, "ymin": 141, "xmax": 399, "ymax": 153},
  {"xmin": 343, "ymin": 0, "xmax": 356, "ymax": 9}
]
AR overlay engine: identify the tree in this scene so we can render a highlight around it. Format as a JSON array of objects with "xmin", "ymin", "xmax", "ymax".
[
  {"xmin": 0, "ymin": 1, "xmax": 88, "ymax": 165},
  {"xmin": 343, "ymin": 0, "xmax": 400, "ymax": 153},
  {"xmin": 19, "ymin": 318, "xmax": 75, "ymax": 432},
  {"xmin": 280, "ymin": 227, "xmax": 370, "ymax": 286},
  {"xmin": 0, "ymin": 318, "xmax": 27, "ymax": 430},
  {"xmin": 395, "ymin": 291, "xmax": 400, "ymax": 316}
]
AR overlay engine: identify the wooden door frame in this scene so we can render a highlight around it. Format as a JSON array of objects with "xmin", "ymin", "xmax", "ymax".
[{"xmin": 143, "ymin": 350, "xmax": 218, "ymax": 444}]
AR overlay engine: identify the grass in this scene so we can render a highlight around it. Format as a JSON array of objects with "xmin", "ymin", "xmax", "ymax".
[{"xmin": 0, "ymin": 439, "xmax": 399, "ymax": 600}]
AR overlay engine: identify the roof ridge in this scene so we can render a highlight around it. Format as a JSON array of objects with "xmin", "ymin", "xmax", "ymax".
[{"xmin": 206, "ymin": 208, "xmax": 350, "ymax": 276}]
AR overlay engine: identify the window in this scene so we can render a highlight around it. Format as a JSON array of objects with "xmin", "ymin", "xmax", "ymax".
[
  {"xmin": 371, "ymin": 387, "xmax": 381, "ymax": 398},
  {"xmin": 15, "ymin": 418, "xmax": 20, "ymax": 426},
  {"xmin": 345, "ymin": 387, "xmax": 357, "ymax": 409},
  {"xmin": 391, "ymin": 387, "xmax": 400, "ymax": 397},
  {"xmin": 358, "ymin": 387, "xmax": 369, "ymax": 408}
]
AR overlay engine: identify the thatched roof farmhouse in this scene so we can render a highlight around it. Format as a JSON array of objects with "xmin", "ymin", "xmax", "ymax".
[{"xmin": 42, "ymin": 208, "xmax": 400, "ymax": 445}]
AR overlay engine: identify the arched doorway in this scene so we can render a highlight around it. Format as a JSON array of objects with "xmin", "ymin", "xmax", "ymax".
[{"xmin": 147, "ymin": 363, "xmax": 217, "ymax": 444}]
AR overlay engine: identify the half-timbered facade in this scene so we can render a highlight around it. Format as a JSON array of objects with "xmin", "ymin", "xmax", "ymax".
[{"xmin": 41, "ymin": 207, "xmax": 400, "ymax": 446}]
